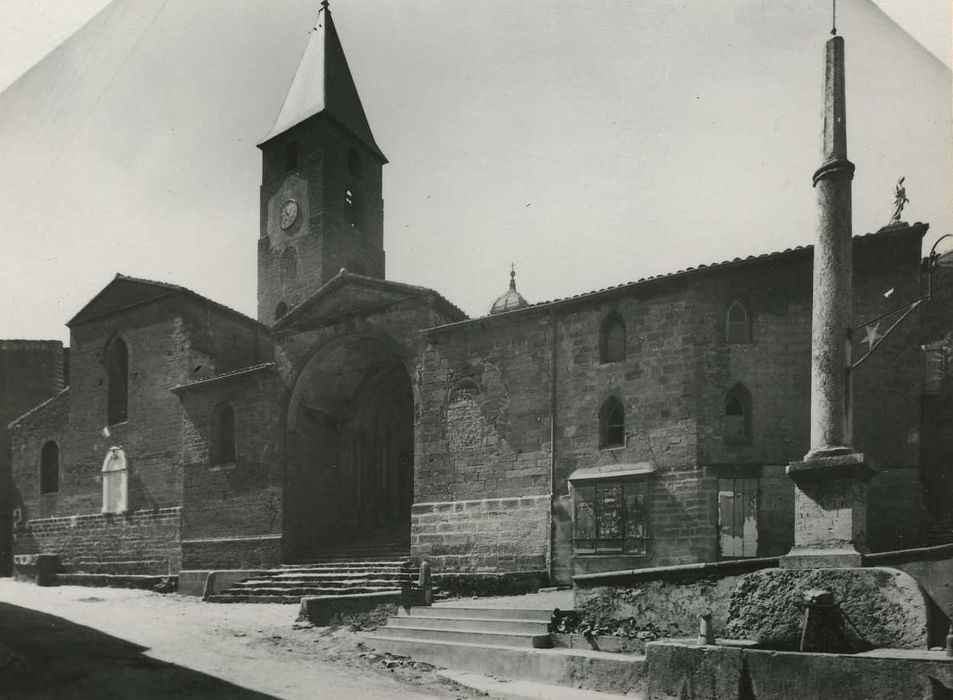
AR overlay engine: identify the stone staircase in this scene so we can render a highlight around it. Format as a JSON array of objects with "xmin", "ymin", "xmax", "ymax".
[
  {"xmin": 206, "ymin": 559, "xmax": 418, "ymax": 603},
  {"xmin": 367, "ymin": 606, "xmax": 647, "ymax": 695}
]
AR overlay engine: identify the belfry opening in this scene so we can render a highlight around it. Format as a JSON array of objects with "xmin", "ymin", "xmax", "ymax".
[{"xmin": 285, "ymin": 333, "xmax": 414, "ymax": 561}]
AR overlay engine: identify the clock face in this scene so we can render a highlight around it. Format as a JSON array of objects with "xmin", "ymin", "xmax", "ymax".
[{"xmin": 279, "ymin": 199, "xmax": 299, "ymax": 230}]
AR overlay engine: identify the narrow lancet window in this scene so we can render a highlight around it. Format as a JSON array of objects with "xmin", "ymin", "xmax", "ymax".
[
  {"xmin": 726, "ymin": 300, "xmax": 750, "ymax": 344},
  {"xmin": 600, "ymin": 397, "xmax": 626, "ymax": 448},
  {"xmin": 106, "ymin": 338, "xmax": 129, "ymax": 425},
  {"xmin": 724, "ymin": 384, "xmax": 752, "ymax": 442},
  {"xmin": 40, "ymin": 441, "xmax": 59, "ymax": 494}
]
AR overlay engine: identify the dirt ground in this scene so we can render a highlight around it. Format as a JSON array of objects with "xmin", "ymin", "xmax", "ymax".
[{"xmin": 0, "ymin": 579, "xmax": 483, "ymax": 700}]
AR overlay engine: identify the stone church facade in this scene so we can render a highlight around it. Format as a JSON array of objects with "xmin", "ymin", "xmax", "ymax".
[{"xmin": 5, "ymin": 9, "xmax": 950, "ymax": 587}]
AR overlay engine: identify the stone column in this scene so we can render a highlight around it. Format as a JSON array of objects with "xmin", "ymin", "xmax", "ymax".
[{"xmin": 781, "ymin": 35, "xmax": 875, "ymax": 570}]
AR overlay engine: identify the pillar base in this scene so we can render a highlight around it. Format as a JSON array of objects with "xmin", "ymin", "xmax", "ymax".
[{"xmin": 781, "ymin": 452, "xmax": 876, "ymax": 570}]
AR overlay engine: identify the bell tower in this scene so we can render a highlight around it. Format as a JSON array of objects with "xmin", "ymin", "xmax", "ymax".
[{"xmin": 257, "ymin": 2, "xmax": 386, "ymax": 325}]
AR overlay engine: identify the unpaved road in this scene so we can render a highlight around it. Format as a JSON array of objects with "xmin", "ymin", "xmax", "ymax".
[{"xmin": 0, "ymin": 580, "xmax": 477, "ymax": 699}]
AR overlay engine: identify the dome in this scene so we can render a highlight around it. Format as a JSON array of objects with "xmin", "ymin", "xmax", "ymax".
[{"xmin": 489, "ymin": 266, "xmax": 529, "ymax": 315}]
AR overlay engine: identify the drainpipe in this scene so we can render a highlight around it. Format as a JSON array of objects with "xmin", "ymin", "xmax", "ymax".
[{"xmin": 548, "ymin": 308, "xmax": 558, "ymax": 585}]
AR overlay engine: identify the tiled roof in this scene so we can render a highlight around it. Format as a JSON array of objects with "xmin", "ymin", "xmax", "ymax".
[
  {"xmin": 170, "ymin": 362, "xmax": 276, "ymax": 392},
  {"xmin": 427, "ymin": 223, "xmax": 928, "ymax": 332},
  {"xmin": 71, "ymin": 273, "xmax": 269, "ymax": 331}
]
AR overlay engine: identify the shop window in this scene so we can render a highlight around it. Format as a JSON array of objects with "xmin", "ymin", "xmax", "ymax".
[
  {"xmin": 106, "ymin": 338, "xmax": 128, "ymax": 425},
  {"xmin": 40, "ymin": 441, "xmax": 59, "ymax": 494},
  {"xmin": 211, "ymin": 403, "xmax": 236, "ymax": 465},
  {"xmin": 573, "ymin": 479, "xmax": 648, "ymax": 555},
  {"xmin": 600, "ymin": 313, "xmax": 626, "ymax": 363},
  {"xmin": 725, "ymin": 300, "xmax": 750, "ymax": 343},
  {"xmin": 600, "ymin": 397, "xmax": 625, "ymax": 448},
  {"xmin": 724, "ymin": 384, "xmax": 752, "ymax": 442}
]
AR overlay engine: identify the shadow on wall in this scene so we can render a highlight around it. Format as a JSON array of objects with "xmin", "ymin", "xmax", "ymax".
[{"xmin": 0, "ymin": 602, "xmax": 276, "ymax": 699}]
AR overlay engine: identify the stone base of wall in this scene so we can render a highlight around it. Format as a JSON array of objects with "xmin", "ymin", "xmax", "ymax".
[
  {"xmin": 180, "ymin": 534, "xmax": 282, "ymax": 570},
  {"xmin": 411, "ymin": 495, "xmax": 550, "ymax": 575},
  {"xmin": 434, "ymin": 571, "xmax": 549, "ymax": 598},
  {"xmin": 14, "ymin": 508, "xmax": 181, "ymax": 574}
]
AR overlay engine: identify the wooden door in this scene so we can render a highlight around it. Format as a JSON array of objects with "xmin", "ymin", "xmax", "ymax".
[{"xmin": 718, "ymin": 477, "xmax": 758, "ymax": 558}]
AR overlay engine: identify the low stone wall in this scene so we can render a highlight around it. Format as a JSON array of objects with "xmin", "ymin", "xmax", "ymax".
[
  {"xmin": 14, "ymin": 507, "xmax": 181, "ymax": 574},
  {"xmin": 412, "ymin": 495, "xmax": 549, "ymax": 574},
  {"xmin": 180, "ymin": 534, "xmax": 282, "ymax": 571},
  {"xmin": 573, "ymin": 558, "xmax": 778, "ymax": 637},
  {"xmin": 645, "ymin": 641, "xmax": 953, "ymax": 700}
]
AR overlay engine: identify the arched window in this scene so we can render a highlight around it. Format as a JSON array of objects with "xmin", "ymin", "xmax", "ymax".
[
  {"xmin": 724, "ymin": 384, "xmax": 752, "ymax": 442},
  {"xmin": 600, "ymin": 397, "xmax": 626, "ymax": 449},
  {"xmin": 344, "ymin": 185, "xmax": 363, "ymax": 229},
  {"xmin": 211, "ymin": 403, "xmax": 236, "ymax": 465},
  {"xmin": 600, "ymin": 313, "xmax": 626, "ymax": 363},
  {"xmin": 275, "ymin": 301, "xmax": 288, "ymax": 320},
  {"xmin": 725, "ymin": 300, "xmax": 750, "ymax": 344},
  {"xmin": 284, "ymin": 141, "xmax": 298, "ymax": 172},
  {"xmin": 347, "ymin": 147, "xmax": 362, "ymax": 178},
  {"xmin": 106, "ymin": 338, "xmax": 128, "ymax": 425},
  {"xmin": 40, "ymin": 441, "xmax": 59, "ymax": 494}
]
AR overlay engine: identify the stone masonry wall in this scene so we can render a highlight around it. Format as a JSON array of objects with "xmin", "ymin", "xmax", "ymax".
[
  {"xmin": 411, "ymin": 495, "xmax": 549, "ymax": 574},
  {"xmin": 15, "ymin": 507, "xmax": 181, "ymax": 574},
  {"xmin": 416, "ymin": 311, "xmax": 553, "ymax": 575},
  {"xmin": 1, "ymin": 340, "xmax": 66, "ymax": 574},
  {"xmin": 178, "ymin": 368, "xmax": 284, "ymax": 570}
]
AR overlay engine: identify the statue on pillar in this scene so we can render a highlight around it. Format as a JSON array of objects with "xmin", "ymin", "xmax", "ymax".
[{"xmin": 890, "ymin": 177, "xmax": 908, "ymax": 223}]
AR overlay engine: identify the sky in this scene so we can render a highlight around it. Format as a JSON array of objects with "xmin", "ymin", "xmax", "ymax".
[{"xmin": 0, "ymin": 0, "xmax": 950, "ymax": 343}]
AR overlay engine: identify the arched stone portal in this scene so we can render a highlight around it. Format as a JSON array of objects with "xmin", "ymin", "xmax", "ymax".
[{"xmin": 285, "ymin": 334, "xmax": 414, "ymax": 561}]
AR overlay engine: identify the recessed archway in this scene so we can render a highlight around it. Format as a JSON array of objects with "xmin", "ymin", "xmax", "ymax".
[{"xmin": 284, "ymin": 332, "xmax": 414, "ymax": 561}]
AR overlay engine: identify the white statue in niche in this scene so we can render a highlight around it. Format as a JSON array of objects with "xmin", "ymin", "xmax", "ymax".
[{"xmin": 101, "ymin": 446, "xmax": 128, "ymax": 514}]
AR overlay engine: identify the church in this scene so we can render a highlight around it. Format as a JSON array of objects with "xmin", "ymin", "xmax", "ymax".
[{"xmin": 4, "ymin": 5, "xmax": 951, "ymax": 591}]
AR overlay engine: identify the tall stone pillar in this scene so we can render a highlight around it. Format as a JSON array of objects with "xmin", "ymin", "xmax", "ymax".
[{"xmin": 781, "ymin": 34, "xmax": 876, "ymax": 570}]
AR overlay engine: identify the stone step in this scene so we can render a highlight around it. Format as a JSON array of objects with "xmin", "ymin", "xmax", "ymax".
[
  {"xmin": 375, "ymin": 624, "xmax": 551, "ymax": 648},
  {"xmin": 218, "ymin": 585, "xmax": 401, "ymax": 597},
  {"xmin": 387, "ymin": 615, "xmax": 549, "ymax": 635},
  {"xmin": 401, "ymin": 606, "xmax": 554, "ymax": 622},
  {"xmin": 267, "ymin": 570, "xmax": 416, "ymax": 579},
  {"xmin": 365, "ymin": 636, "xmax": 646, "ymax": 693},
  {"xmin": 206, "ymin": 594, "xmax": 302, "ymax": 604},
  {"xmin": 281, "ymin": 559, "xmax": 412, "ymax": 569},
  {"xmin": 234, "ymin": 576, "xmax": 414, "ymax": 587}
]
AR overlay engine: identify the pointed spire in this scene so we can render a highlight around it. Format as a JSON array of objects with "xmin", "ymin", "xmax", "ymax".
[{"xmin": 259, "ymin": 3, "xmax": 385, "ymax": 161}]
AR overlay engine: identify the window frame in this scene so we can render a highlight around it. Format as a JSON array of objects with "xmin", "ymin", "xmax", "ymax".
[
  {"xmin": 599, "ymin": 396, "xmax": 626, "ymax": 449},
  {"xmin": 572, "ymin": 477, "xmax": 650, "ymax": 556},
  {"xmin": 725, "ymin": 300, "xmax": 750, "ymax": 344}
]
